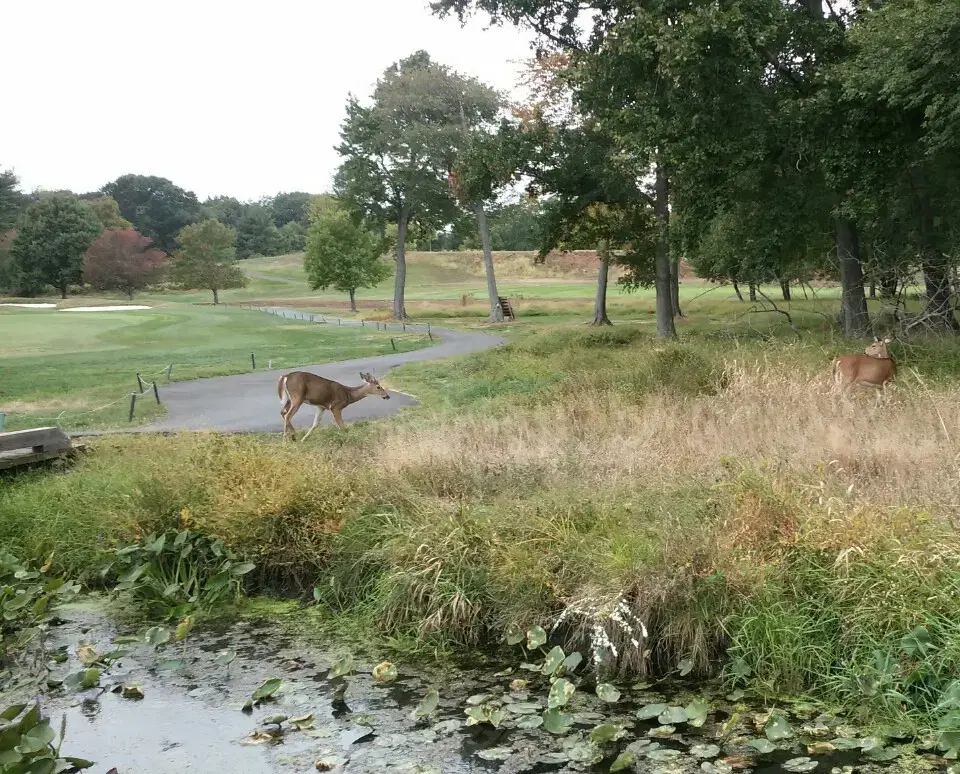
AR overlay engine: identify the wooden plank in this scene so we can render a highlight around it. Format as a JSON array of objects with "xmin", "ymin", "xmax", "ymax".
[
  {"xmin": 0, "ymin": 449, "xmax": 67, "ymax": 471},
  {"xmin": 0, "ymin": 427, "xmax": 72, "ymax": 454}
]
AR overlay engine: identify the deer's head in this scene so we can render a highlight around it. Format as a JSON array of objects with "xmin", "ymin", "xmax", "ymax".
[
  {"xmin": 864, "ymin": 335, "xmax": 894, "ymax": 359},
  {"xmin": 360, "ymin": 372, "xmax": 390, "ymax": 399}
]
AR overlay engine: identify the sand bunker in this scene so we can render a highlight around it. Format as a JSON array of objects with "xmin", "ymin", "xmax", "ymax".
[
  {"xmin": 60, "ymin": 305, "xmax": 153, "ymax": 312},
  {"xmin": 0, "ymin": 303, "xmax": 57, "ymax": 309}
]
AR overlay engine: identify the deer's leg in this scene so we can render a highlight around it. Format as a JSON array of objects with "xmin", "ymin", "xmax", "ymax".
[
  {"xmin": 301, "ymin": 406, "xmax": 325, "ymax": 442},
  {"xmin": 283, "ymin": 398, "xmax": 304, "ymax": 440},
  {"xmin": 331, "ymin": 407, "xmax": 346, "ymax": 429}
]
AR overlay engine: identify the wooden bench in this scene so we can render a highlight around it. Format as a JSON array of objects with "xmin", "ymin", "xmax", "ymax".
[{"xmin": 0, "ymin": 427, "xmax": 79, "ymax": 471}]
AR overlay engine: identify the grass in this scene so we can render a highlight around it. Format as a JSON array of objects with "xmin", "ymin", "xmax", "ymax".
[
  {"xmin": 3, "ymin": 315, "xmax": 960, "ymax": 733},
  {"xmin": 0, "ymin": 303, "xmax": 430, "ymax": 431}
]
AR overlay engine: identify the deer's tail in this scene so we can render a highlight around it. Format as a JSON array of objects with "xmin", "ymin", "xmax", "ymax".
[
  {"xmin": 832, "ymin": 358, "xmax": 841, "ymax": 386},
  {"xmin": 278, "ymin": 375, "xmax": 289, "ymax": 405}
]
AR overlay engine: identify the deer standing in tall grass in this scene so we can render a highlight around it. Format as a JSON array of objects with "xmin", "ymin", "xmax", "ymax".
[
  {"xmin": 278, "ymin": 371, "xmax": 390, "ymax": 441},
  {"xmin": 833, "ymin": 334, "xmax": 896, "ymax": 398}
]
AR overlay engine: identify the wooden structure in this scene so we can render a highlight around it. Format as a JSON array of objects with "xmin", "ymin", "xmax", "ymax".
[
  {"xmin": 0, "ymin": 427, "xmax": 79, "ymax": 471},
  {"xmin": 498, "ymin": 296, "xmax": 516, "ymax": 321}
]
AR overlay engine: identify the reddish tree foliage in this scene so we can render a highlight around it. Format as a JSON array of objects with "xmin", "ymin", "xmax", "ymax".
[{"xmin": 83, "ymin": 229, "xmax": 168, "ymax": 299}]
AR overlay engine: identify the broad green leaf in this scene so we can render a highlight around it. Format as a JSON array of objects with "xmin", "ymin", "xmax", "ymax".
[
  {"xmin": 542, "ymin": 708, "xmax": 573, "ymax": 734},
  {"xmin": 466, "ymin": 693, "xmax": 491, "ymax": 705},
  {"xmin": 749, "ymin": 738, "xmax": 777, "ymax": 754},
  {"xmin": 596, "ymin": 683, "xmax": 620, "ymax": 703},
  {"xmin": 691, "ymin": 743, "xmax": 721, "ymax": 759},
  {"xmin": 157, "ymin": 659, "xmax": 185, "ymax": 671},
  {"xmin": 174, "ymin": 615, "xmax": 195, "ymax": 641},
  {"xmin": 63, "ymin": 759, "xmax": 94, "ymax": 770},
  {"xmin": 636, "ymin": 702, "xmax": 668, "ymax": 720},
  {"xmin": 526, "ymin": 625, "xmax": 547, "ymax": 650},
  {"xmin": 503, "ymin": 702, "xmax": 540, "ymax": 715},
  {"xmin": 215, "ymin": 649, "xmax": 237, "ymax": 667},
  {"xmin": 16, "ymin": 720, "xmax": 55, "ymax": 753},
  {"xmin": 230, "ymin": 562, "xmax": 256, "ymax": 576},
  {"xmin": 412, "ymin": 688, "xmax": 439, "ymax": 719},
  {"xmin": 765, "ymin": 714, "xmax": 794, "ymax": 742},
  {"xmin": 0, "ymin": 704, "xmax": 25, "ymax": 721},
  {"xmin": 658, "ymin": 706, "xmax": 686, "ymax": 724},
  {"xmin": 610, "ymin": 750, "xmax": 635, "ymax": 772},
  {"xmin": 145, "ymin": 626, "xmax": 170, "ymax": 647},
  {"xmin": 505, "ymin": 624, "xmax": 524, "ymax": 646},
  {"xmin": 372, "ymin": 661, "xmax": 398, "ymax": 684},
  {"xmin": 782, "ymin": 757, "xmax": 818, "ymax": 772},
  {"xmin": 252, "ymin": 678, "xmax": 282, "ymax": 701},
  {"xmin": 516, "ymin": 715, "xmax": 543, "ymax": 729},
  {"xmin": 684, "ymin": 697, "xmax": 710, "ymax": 727},
  {"xmin": 329, "ymin": 655, "xmax": 353, "ymax": 679},
  {"xmin": 678, "ymin": 657, "xmax": 694, "ymax": 676},
  {"xmin": 541, "ymin": 646, "xmax": 565, "ymax": 676},
  {"xmin": 489, "ymin": 709, "xmax": 506, "ymax": 728},
  {"xmin": 476, "ymin": 747, "xmax": 513, "ymax": 761},
  {"xmin": 562, "ymin": 651, "xmax": 583, "ymax": 673},
  {"xmin": 901, "ymin": 625, "xmax": 932, "ymax": 657},
  {"xmin": 548, "ymin": 678, "xmax": 576, "ymax": 708},
  {"xmin": 590, "ymin": 723, "xmax": 623, "ymax": 743}
]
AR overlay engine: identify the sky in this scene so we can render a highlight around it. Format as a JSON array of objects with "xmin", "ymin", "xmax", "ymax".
[{"xmin": 1, "ymin": 0, "xmax": 534, "ymax": 201}]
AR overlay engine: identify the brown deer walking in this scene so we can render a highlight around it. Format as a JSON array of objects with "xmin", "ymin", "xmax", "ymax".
[
  {"xmin": 278, "ymin": 371, "xmax": 390, "ymax": 441},
  {"xmin": 833, "ymin": 335, "xmax": 897, "ymax": 397}
]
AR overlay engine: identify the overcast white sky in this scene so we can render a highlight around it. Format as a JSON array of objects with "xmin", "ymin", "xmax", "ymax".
[{"xmin": 1, "ymin": 0, "xmax": 533, "ymax": 201}]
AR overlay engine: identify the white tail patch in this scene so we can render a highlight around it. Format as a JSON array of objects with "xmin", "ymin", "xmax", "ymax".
[{"xmin": 279, "ymin": 375, "xmax": 289, "ymax": 405}]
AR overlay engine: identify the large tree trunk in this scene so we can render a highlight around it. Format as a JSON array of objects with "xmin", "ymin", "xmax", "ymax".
[
  {"xmin": 749, "ymin": 283, "xmax": 757, "ymax": 302},
  {"xmin": 348, "ymin": 288, "xmax": 357, "ymax": 312},
  {"xmin": 835, "ymin": 218, "xmax": 870, "ymax": 337},
  {"xmin": 670, "ymin": 255, "xmax": 682, "ymax": 317},
  {"xmin": 780, "ymin": 280, "xmax": 791, "ymax": 302},
  {"xmin": 474, "ymin": 202, "xmax": 503, "ymax": 322},
  {"xmin": 60, "ymin": 283, "xmax": 67, "ymax": 300},
  {"xmin": 653, "ymin": 155, "xmax": 677, "ymax": 338},
  {"xmin": 212, "ymin": 287, "xmax": 219, "ymax": 305},
  {"xmin": 732, "ymin": 281, "xmax": 744, "ymax": 301},
  {"xmin": 592, "ymin": 241, "xmax": 613, "ymax": 326},
  {"xmin": 868, "ymin": 280, "xmax": 876, "ymax": 299},
  {"xmin": 917, "ymin": 190, "xmax": 960, "ymax": 330},
  {"xmin": 393, "ymin": 207, "xmax": 411, "ymax": 320}
]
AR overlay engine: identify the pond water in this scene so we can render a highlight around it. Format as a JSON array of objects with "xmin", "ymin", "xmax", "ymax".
[{"xmin": 8, "ymin": 599, "xmax": 952, "ymax": 774}]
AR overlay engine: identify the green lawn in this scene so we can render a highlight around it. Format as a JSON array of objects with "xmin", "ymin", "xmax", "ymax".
[{"xmin": 0, "ymin": 304, "xmax": 430, "ymax": 431}]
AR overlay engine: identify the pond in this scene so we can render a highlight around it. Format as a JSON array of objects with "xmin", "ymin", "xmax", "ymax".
[{"xmin": 7, "ymin": 599, "xmax": 952, "ymax": 774}]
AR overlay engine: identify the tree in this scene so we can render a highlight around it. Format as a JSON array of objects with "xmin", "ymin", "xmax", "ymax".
[
  {"xmin": 102, "ymin": 174, "xmax": 201, "ymax": 252},
  {"xmin": 85, "ymin": 196, "xmax": 133, "ymax": 230},
  {"xmin": 0, "ymin": 169, "xmax": 23, "ymax": 232},
  {"xmin": 304, "ymin": 207, "xmax": 391, "ymax": 311},
  {"xmin": 83, "ymin": 229, "xmax": 168, "ymax": 299},
  {"xmin": 335, "ymin": 51, "xmax": 465, "ymax": 319},
  {"xmin": 203, "ymin": 196, "xmax": 246, "ymax": 229},
  {"xmin": 271, "ymin": 192, "xmax": 313, "ymax": 228},
  {"xmin": 276, "ymin": 221, "xmax": 307, "ymax": 253},
  {"xmin": 0, "ymin": 230, "xmax": 17, "ymax": 294},
  {"xmin": 171, "ymin": 219, "xmax": 245, "ymax": 304},
  {"xmin": 236, "ymin": 205, "xmax": 281, "ymax": 258},
  {"xmin": 11, "ymin": 196, "xmax": 102, "ymax": 298}
]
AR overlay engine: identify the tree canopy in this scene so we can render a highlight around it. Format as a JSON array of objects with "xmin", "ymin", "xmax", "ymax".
[
  {"xmin": 171, "ymin": 219, "xmax": 245, "ymax": 304},
  {"xmin": 83, "ymin": 229, "xmax": 168, "ymax": 299},
  {"xmin": 102, "ymin": 174, "xmax": 201, "ymax": 252}
]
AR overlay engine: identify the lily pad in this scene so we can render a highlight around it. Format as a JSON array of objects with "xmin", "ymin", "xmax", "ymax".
[
  {"xmin": 647, "ymin": 748, "xmax": 681, "ymax": 761},
  {"xmin": 527, "ymin": 625, "xmax": 547, "ymax": 649},
  {"xmin": 145, "ymin": 626, "xmax": 170, "ymax": 647},
  {"xmin": 466, "ymin": 693, "xmax": 491, "ymax": 705},
  {"xmin": 505, "ymin": 624, "xmax": 525, "ymax": 646},
  {"xmin": 765, "ymin": 713, "xmax": 793, "ymax": 741},
  {"xmin": 596, "ymin": 683, "xmax": 621, "ymax": 703},
  {"xmin": 372, "ymin": 662, "xmax": 398, "ymax": 684},
  {"xmin": 253, "ymin": 678, "xmax": 282, "ymax": 701},
  {"xmin": 678, "ymin": 657, "xmax": 694, "ymax": 676},
  {"xmin": 476, "ymin": 747, "xmax": 513, "ymax": 761},
  {"xmin": 590, "ymin": 723, "xmax": 624, "ymax": 743},
  {"xmin": 517, "ymin": 715, "xmax": 544, "ymax": 730},
  {"xmin": 637, "ymin": 702, "xmax": 668, "ymax": 720},
  {"xmin": 610, "ymin": 751, "xmax": 635, "ymax": 772},
  {"xmin": 329, "ymin": 655, "xmax": 353, "ymax": 679},
  {"xmin": 548, "ymin": 678, "xmax": 576, "ymax": 708},
  {"xmin": 649, "ymin": 725, "xmax": 675, "ymax": 738},
  {"xmin": 563, "ymin": 651, "xmax": 583, "ymax": 673},
  {"xmin": 542, "ymin": 708, "xmax": 573, "ymax": 734},
  {"xmin": 504, "ymin": 702, "xmax": 540, "ymax": 715},
  {"xmin": 685, "ymin": 698, "xmax": 710, "ymax": 727},
  {"xmin": 748, "ymin": 738, "xmax": 777, "ymax": 754},
  {"xmin": 658, "ymin": 706, "xmax": 687, "ymax": 725},
  {"xmin": 542, "ymin": 646, "xmax": 566, "ymax": 675},
  {"xmin": 412, "ymin": 688, "xmax": 439, "ymax": 719},
  {"xmin": 782, "ymin": 757, "xmax": 818, "ymax": 772},
  {"xmin": 690, "ymin": 744, "xmax": 720, "ymax": 759}
]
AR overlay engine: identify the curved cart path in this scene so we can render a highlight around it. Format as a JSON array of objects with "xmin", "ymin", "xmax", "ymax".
[{"xmin": 137, "ymin": 309, "xmax": 503, "ymax": 434}]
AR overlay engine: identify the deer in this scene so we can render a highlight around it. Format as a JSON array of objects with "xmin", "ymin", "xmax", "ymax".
[
  {"xmin": 277, "ymin": 371, "xmax": 390, "ymax": 441},
  {"xmin": 832, "ymin": 334, "xmax": 897, "ymax": 398}
]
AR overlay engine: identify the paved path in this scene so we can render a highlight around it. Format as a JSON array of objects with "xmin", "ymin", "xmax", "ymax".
[{"xmin": 137, "ymin": 309, "xmax": 503, "ymax": 434}]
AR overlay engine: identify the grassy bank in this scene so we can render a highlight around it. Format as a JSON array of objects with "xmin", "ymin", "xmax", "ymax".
[
  {"xmin": 3, "ymin": 324, "xmax": 959, "ymax": 733},
  {"xmin": 0, "ymin": 304, "xmax": 430, "ymax": 430}
]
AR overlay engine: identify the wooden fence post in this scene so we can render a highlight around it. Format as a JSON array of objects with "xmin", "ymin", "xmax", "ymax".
[
  {"xmin": 152, "ymin": 381, "xmax": 160, "ymax": 404},
  {"xmin": 128, "ymin": 393, "xmax": 137, "ymax": 422}
]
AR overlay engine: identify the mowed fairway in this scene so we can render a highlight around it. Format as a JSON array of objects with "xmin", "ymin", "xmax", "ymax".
[{"xmin": 0, "ymin": 304, "xmax": 431, "ymax": 431}]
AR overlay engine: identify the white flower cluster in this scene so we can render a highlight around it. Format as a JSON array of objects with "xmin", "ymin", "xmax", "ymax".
[{"xmin": 552, "ymin": 591, "xmax": 649, "ymax": 671}]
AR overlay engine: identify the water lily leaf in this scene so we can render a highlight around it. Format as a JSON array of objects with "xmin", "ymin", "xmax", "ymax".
[
  {"xmin": 864, "ymin": 744, "xmax": 901, "ymax": 761},
  {"xmin": 466, "ymin": 693, "xmax": 491, "ymax": 706},
  {"xmin": 563, "ymin": 651, "xmax": 583, "ymax": 673},
  {"xmin": 489, "ymin": 709, "xmax": 506, "ymax": 728},
  {"xmin": 649, "ymin": 724, "xmax": 675, "ymax": 737},
  {"xmin": 637, "ymin": 702, "xmax": 668, "ymax": 720},
  {"xmin": 329, "ymin": 655, "xmax": 353, "ymax": 679},
  {"xmin": 807, "ymin": 741, "xmax": 835, "ymax": 755},
  {"xmin": 63, "ymin": 668, "xmax": 100, "ymax": 691},
  {"xmin": 174, "ymin": 615, "xmax": 195, "ymax": 641},
  {"xmin": 464, "ymin": 707, "xmax": 488, "ymax": 726},
  {"xmin": 765, "ymin": 714, "xmax": 793, "ymax": 741},
  {"xmin": 517, "ymin": 715, "xmax": 543, "ymax": 730},
  {"xmin": 596, "ymin": 683, "xmax": 621, "ymax": 703},
  {"xmin": 215, "ymin": 649, "xmax": 237, "ymax": 667},
  {"xmin": 505, "ymin": 624, "xmax": 525, "ymax": 646},
  {"xmin": 782, "ymin": 757, "xmax": 818, "ymax": 772},
  {"xmin": 564, "ymin": 738, "xmax": 603, "ymax": 764},
  {"xmin": 542, "ymin": 646, "xmax": 566, "ymax": 676},
  {"xmin": 726, "ymin": 689, "xmax": 746, "ymax": 702},
  {"xmin": 1, "ymin": 704, "xmax": 26, "ymax": 721},
  {"xmin": 590, "ymin": 723, "xmax": 624, "ymax": 743},
  {"xmin": 261, "ymin": 714, "xmax": 288, "ymax": 726},
  {"xmin": 526, "ymin": 625, "xmax": 547, "ymax": 650},
  {"xmin": 548, "ymin": 678, "xmax": 576, "ymax": 708},
  {"xmin": 504, "ymin": 702, "xmax": 540, "ymax": 715},
  {"xmin": 145, "ymin": 626, "xmax": 170, "ymax": 647},
  {"xmin": 678, "ymin": 657, "xmax": 694, "ymax": 676},
  {"xmin": 112, "ymin": 635, "xmax": 141, "ymax": 645},
  {"xmin": 253, "ymin": 678, "xmax": 282, "ymax": 701},
  {"xmin": 157, "ymin": 659, "xmax": 185, "ymax": 671},
  {"xmin": 647, "ymin": 748, "xmax": 681, "ymax": 761},
  {"xmin": 658, "ymin": 706, "xmax": 686, "ymax": 725},
  {"xmin": 509, "ymin": 679, "xmax": 528, "ymax": 692},
  {"xmin": 519, "ymin": 662, "xmax": 541, "ymax": 672},
  {"xmin": 610, "ymin": 751, "xmax": 635, "ymax": 772},
  {"xmin": 540, "ymin": 752, "xmax": 570, "ymax": 764},
  {"xmin": 121, "ymin": 685, "xmax": 144, "ymax": 700},
  {"xmin": 16, "ymin": 720, "xmax": 55, "ymax": 753},
  {"xmin": 829, "ymin": 737, "xmax": 861, "ymax": 750},
  {"xmin": 542, "ymin": 708, "xmax": 573, "ymax": 735},
  {"xmin": 290, "ymin": 713, "xmax": 315, "ymax": 730},
  {"xmin": 476, "ymin": 747, "xmax": 513, "ymax": 761},
  {"xmin": 748, "ymin": 738, "xmax": 777, "ymax": 754},
  {"xmin": 691, "ymin": 743, "xmax": 721, "ymax": 759},
  {"xmin": 412, "ymin": 688, "xmax": 439, "ymax": 719},
  {"xmin": 685, "ymin": 697, "xmax": 710, "ymax": 727},
  {"xmin": 372, "ymin": 662, "xmax": 398, "ymax": 684}
]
